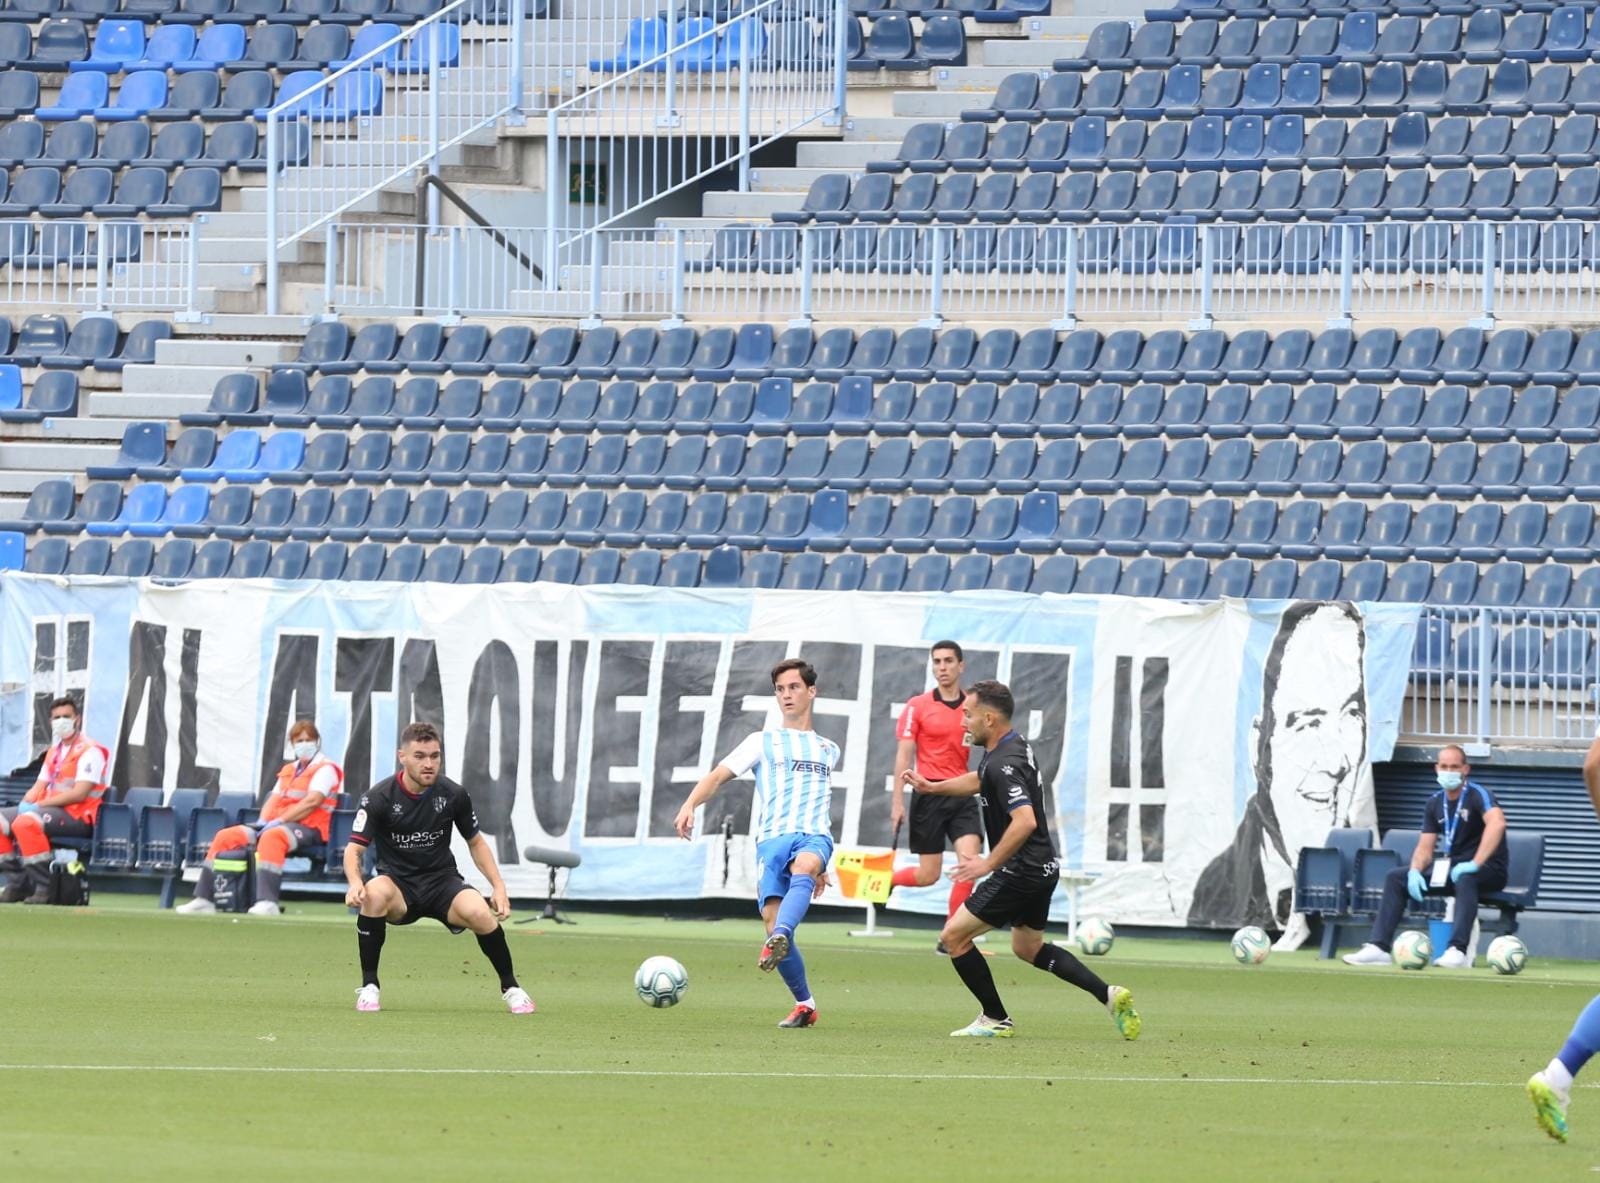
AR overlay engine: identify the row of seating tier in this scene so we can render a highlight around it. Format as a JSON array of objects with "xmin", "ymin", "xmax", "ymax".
[
  {"xmin": 246, "ymin": 322, "xmax": 1600, "ymax": 389},
  {"xmin": 1074, "ymin": 8, "xmax": 1600, "ymax": 74},
  {"xmin": 13, "ymin": 531, "xmax": 1600, "ymax": 608},
  {"xmin": 973, "ymin": 67, "xmax": 1600, "ymax": 124}
]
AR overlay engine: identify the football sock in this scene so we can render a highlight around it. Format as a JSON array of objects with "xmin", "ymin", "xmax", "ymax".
[
  {"xmin": 476, "ymin": 926, "xmax": 519, "ymax": 992},
  {"xmin": 1033, "ymin": 943, "xmax": 1111, "ymax": 1005},
  {"xmin": 772, "ymin": 873, "xmax": 815, "ymax": 940},
  {"xmin": 1557, "ymin": 994, "xmax": 1600, "ymax": 1077},
  {"xmin": 951, "ymin": 947, "xmax": 1008, "ymax": 1022},
  {"xmin": 776, "ymin": 943, "xmax": 811, "ymax": 1004},
  {"xmin": 891, "ymin": 867, "xmax": 920, "ymax": 889},
  {"xmin": 947, "ymin": 878, "xmax": 974, "ymax": 918},
  {"xmin": 357, "ymin": 916, "xmax": 386, "ymax": 988}
]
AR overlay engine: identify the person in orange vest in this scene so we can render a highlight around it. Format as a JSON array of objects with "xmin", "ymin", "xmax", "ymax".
[
  {"xmin": 0, "ymin": 695, "xmax": 108, "ymax": 904},
  {"xmin": 177, "ymin": 718, "xmax": 343, "ymax": 917}
]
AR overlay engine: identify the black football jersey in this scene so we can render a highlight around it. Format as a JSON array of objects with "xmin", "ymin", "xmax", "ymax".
[
  {"xmin": 977, "ymin": 731, "xmax": 1058, "ymax": 875},
  {"xmin": 349, "ymin": 774, "xmax": 479, "ymax": 880}
]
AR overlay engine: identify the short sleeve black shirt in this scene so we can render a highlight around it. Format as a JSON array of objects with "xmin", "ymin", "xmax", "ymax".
[
  {"xmin": 1421, "ymin": 781, "xmax": 1507, "ymax": 871},
  {"xmin": 349, "ymin": 774, "xmax": 480, "ymax": 880},
  {"xmin": 977, "ymin": 731, "xmax": 1058, "ymax": 875}
]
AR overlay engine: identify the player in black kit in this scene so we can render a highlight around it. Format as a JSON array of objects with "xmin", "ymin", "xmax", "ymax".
[
  {"xmin": 903, "ymin": 680, "xmax": 1141, "ymax": 1041},
  {"xmin": 344, "ymin": 721, "xmax": 534, "ymax": 1015}
]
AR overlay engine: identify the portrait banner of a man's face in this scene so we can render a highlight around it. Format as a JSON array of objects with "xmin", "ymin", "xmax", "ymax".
[{"xmin": 1180, "ymin": 600, "xmax": 1418, "ymax": 932}]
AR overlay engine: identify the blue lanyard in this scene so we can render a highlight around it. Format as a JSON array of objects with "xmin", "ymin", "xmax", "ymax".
[{"xmin": 1441, "ymin": 788, "xmax": 1468, "ymax": 852}]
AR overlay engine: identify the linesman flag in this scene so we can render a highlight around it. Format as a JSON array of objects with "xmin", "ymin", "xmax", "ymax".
[{"xmin": 833, "ymin": 850, "xmax": 895, "ymax": 904}]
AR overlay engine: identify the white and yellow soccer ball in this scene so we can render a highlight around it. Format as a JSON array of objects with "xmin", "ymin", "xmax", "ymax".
[
  {"xmin": 634, "ymin": 956, "xmax": 689, "ymax": 1007},
  {"xmin": 1392, "ymin": 930, "xmax": 1432, "ymax": 970},
  {"xmin": 1076, "ymin": 918, "xmax": 1115, "ymax": 956},
  {"xmin": 1231, "ymin": 925, "xmax": 1271, "ymax": 965},
  {"xmin": 1487, "ymin": 935, "xmax": 1529, "ymax": 975}
]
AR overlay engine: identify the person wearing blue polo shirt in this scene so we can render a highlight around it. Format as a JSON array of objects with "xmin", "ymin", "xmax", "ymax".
[{"xmin": 1343, "ymin": 743, "xmax": 1507, "ymax": 970}]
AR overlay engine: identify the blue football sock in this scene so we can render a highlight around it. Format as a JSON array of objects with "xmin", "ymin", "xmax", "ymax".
[
  {"xmin": 777, "ymin": 943, "xmax": 811, "ymax": 1005},
  {"xmin": 1558, "ymin": 994, "xmax": 1600, "ymax": 1077},
  {"xmin": 772, "ymin": 873, "xmax": 815, "ymax": 941}
]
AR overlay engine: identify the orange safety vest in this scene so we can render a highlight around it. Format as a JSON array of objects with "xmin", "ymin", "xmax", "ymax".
[
  {"xmin": 261, "ymin": 755, "xmax": 343, "ymax": 840},
  {"xmin": 26, "ymin": 734, "xmax": 110, "ymax": 824}
]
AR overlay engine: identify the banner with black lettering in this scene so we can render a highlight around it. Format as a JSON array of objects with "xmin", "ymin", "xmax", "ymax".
[{"xmin": 0, "ymin": 574, "xmax": 1418, "ymax": 927}]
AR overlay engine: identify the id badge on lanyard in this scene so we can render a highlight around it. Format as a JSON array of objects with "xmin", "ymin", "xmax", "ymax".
[{"xmin": 1433, "ymin": 790, "xmax": 1466, "ymax": 887}]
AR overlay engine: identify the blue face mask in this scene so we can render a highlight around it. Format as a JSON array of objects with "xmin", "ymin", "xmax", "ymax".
[{"xmin": 1436, "ymin": 770, "xmax": 1464, "ymax": 791}]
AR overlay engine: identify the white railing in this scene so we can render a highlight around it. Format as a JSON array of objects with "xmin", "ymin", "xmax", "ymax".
[
  {"xmin": 265, "ymin": 0, "xmax": 526, "ymax": 313},
  {"xmin": 0, "ymin": 218, "xmax": 199, "ymax": 316},
  {"xmin": 542, "ymin": 0, "xmax": 846, "ymax": 282},
  {"xmin": 322, "ymin": 217, "xmax": 1600, "ymax": 324},
  {"xmin": 1407, "ymin": 607, "xmax": 1600, "ymax": 750}
]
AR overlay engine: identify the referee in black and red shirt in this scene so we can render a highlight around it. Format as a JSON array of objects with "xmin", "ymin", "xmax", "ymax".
[{"xmin": 891, "ymin": 640, "xmax": 983, "ymax": 948}]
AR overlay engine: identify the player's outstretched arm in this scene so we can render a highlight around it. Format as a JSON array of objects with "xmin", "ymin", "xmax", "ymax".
[
  {"xmin": 674, "ymin": 766, "xmax": 735, "ymax": 840},
  {"xmin": 467, "ymin": 833, "xmax": 511, "ymax": 919},
  {"xmin": 901, "ymin": 769, "xmax": 980, "ymax": 797},
  {"xmin": 1585, "ymin": 733, "xmax": 1600, "ymax": 817}
]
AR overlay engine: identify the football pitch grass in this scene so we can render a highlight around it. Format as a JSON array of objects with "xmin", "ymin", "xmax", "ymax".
[{"xmin": 5, "ymin": 901, "xmax": 1600, "ymax": 1182}]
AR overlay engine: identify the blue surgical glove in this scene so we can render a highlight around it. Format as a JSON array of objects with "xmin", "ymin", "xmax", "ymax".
[
  {"xmin": 15, "ymin": 800, "xmax": 38, "ymax": 816},
  {"xmin": 1407, "ymin": 868, "xmax": 1427, "ymax": 902},
  {"xmin": 1450, "ymin": 860, "xmax": 1479, "ymax": 883}
]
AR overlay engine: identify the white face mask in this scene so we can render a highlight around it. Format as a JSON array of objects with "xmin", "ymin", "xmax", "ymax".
[
  {"xmin": 293, "ymin": 740, "xmax": 318, "ymax": 763},
  {"xmin": 50, "ymin": 717, "xmax": 75, "ymax": 743},
  {"xmin": 1436, "ymin": 770, "xmax": 1464, "ymax": 791}
]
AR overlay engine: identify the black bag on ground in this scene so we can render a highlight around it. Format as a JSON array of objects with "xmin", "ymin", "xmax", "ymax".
[
  {"xmin": 48, "ymin": 859, "xmax": 89, "ymax": 906},
  {"xmin": 211, "ymin": 849, "xmax": 254, "ymax": 913}
]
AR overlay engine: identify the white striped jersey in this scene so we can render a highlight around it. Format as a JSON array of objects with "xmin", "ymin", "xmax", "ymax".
[{"xmin": 720, "ymin": 728, "xmax": 839, "ymax": 843}]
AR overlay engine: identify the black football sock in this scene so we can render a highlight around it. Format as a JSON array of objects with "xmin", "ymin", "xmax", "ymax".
[
  {"xmin": 951, "ymin": 948, "xmax": 1009, "ymax": 1023},
  {"xmin": 1033, "ymin": 943, "xmax": 1110, "ymax": 1005},
  {"xmin": 476, "ymin": 926, "xmax": 519, "ymax": 992},
  {"xmin": 357, "ymin": 916, "xmax": 386, "ymax": 988}
]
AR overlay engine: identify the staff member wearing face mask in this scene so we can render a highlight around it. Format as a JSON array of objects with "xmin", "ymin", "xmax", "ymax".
[
  {"xmin": 0, "ymin": 695, "xmax": 109, "ymax": 903},
  {"xmin": 1343, "ymin": 744, "xmax": 1508, "ymax": 969},
  {"xmin": 177, "ymin": 719, "xmax": 343, "ymax": 917}
]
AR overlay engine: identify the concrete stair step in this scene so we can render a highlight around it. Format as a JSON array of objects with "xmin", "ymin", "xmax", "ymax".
[
  {"xmin": 122, "ymin": 363, "xmax": 266, "ymax": 397},
  {"xmin": 699, "ymin": 190, "xmax": 801, "ymax": 217},
  {"xmin": 936, "ymin": 64, "xmax": 1036, "ymax": 89},
  {"xmin": 0, "ymin": 470, "xmax": 62, "ymax": 496},
  {"xmin": 153, "ymin": 339, "xmax": 300, "ymax": 367},
  {"xmin": 0, "ymin": 441, "xmax": 117, "ymax": 470},
  {"xmin": 894, "ymin": 89, "xmax": 997, "ymax": 118},
  {"xmin": 86, "ymin": 391, "xmax": 214, "ymax": 420},
  {"xmin": 749, "ymin": 165, "xmax": 836, "ymax": 192},
  {"xmin": 1024, "ymin": 16, "xmax": 1100, "ymax": 36},
  {"xmin": 795, "ymin": 140, "xmax": 896, "ymax": 167},
  {"xmin": 843, "ymin": 115, "xmax": 926, "ymax": 142},
  {"xmin": 980, "ymin": 38, "xmax": 1072, "ymax": 66},
  {"xmin": 0, "ymin": 417, "xmax": 139, "ymax": 442},
  {"xmin": 173, "ymin": 314, "xmax": 317, "ymax": 337}
]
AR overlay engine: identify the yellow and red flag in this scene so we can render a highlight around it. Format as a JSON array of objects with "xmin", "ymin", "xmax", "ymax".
[{"xmin": 833, "ymin": 849, "xmax": 895, "ymax": 904}]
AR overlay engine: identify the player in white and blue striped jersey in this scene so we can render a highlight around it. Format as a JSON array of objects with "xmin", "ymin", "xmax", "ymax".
[{"xmin": 675, "ymin": 658, "xmax": 838, "ymax": 1029}]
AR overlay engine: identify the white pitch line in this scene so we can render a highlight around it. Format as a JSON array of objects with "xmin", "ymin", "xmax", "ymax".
[{"xmin": 0, "ymin": 1064, "xmax": 1574, "ymax": 1088}]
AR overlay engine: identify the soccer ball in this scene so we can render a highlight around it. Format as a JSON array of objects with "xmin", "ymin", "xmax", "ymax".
[
  {"xmin": 634, "ymin": 956, "xmax": 689, "ymax": 1007},
  {"xmin": 1487, "ymin": 935, "xmax": 1529, "ymax": 975},
  {"xmin": 1077, "ymin": 918, "xmax": 1114, "ymax": 956},
  {"xmin": 1392, "ymin": 930, "xmax": 1432, "ymax": 970},
  {"xmin": 1231, "ymin": 926, "xmax": 1271, "ymax": 965}
]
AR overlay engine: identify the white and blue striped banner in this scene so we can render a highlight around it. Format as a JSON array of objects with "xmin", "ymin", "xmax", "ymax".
[{"xmin": 0, "ymin": 574, "xmax": 1418, "ymax": 927}]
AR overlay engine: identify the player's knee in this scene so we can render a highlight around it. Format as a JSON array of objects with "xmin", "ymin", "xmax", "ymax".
[
  {"xmin": 940, "ymin": 923, "xmax": 971, "ymax": 954},
  {"xmin": 791, "ymin": 852, "xmax": 824, "ymax": 877},
  {"xmin": 1012, "ymin": 934, "xmax": 1042, "ymax": 962}
]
